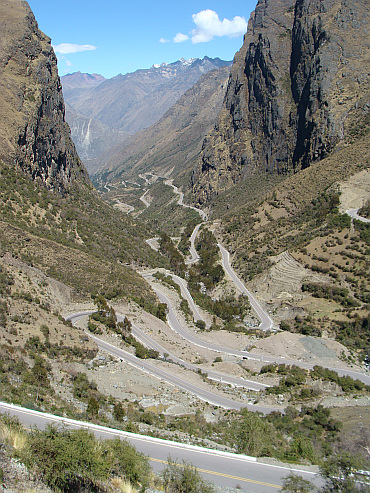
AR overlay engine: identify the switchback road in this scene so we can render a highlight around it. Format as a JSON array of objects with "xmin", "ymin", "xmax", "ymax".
[
  {"xmin": 147, "ymin": 282, "xmax": 370, "ymax": 385},
  {"xmin": 67, "ymin": 311, "xmax": 270, "ymax": 411}
]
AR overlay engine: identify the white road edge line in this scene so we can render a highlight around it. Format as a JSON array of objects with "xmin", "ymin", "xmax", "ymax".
[{"xmin": 0, "ymin": 401, "xmax": 319, "ymax": 476}]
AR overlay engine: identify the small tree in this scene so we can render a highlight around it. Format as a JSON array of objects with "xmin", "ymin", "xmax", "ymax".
[
  {"xmin": 113, "ymin": 401, "xmax": 125, "ymax": 421},
  {"xmin": 118, "ymin": 316, "xmax": 132, "ymax": 339},
  {"xmin": 162, "ymin": 458, "xmax": 215, "ymax": 493},
  {"xmin": 281, "ymin": 474, "xmax": 315, "ymax": 493},
  {"xmin": 95, "ymin": 294, "xmax": 109, "ymax": 313},
  {"xmin": 156, "ymin": 302, "xmax": 167, "ymax": 322},
  {"xmin": 87, "ymin": 396, "xmax": 99, "ymax": 418}
]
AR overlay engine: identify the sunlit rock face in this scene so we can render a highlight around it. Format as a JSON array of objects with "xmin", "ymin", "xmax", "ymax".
[
  {"xmin": 0, "ymin": 0, "xmax": 89, "ymax": 194},
  {"xmin": 192, "ymin": 0, "xmax": 370, "ymax": 204}
]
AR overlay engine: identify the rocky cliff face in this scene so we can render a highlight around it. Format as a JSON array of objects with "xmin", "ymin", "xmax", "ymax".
[
  {"xmin": 192, "ymin": 0, "xmax": 370, "ymax": 203},
  {"xmin": 0, "ymin": 0, "xmax": 89, "ymax": 194}
]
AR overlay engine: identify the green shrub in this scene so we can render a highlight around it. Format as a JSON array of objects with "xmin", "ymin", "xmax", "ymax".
[
  {"xmin": 162, "ymin": 458, "xmax": 215, "ymax": 493},
  {"xmin": 23, "ymin": 426, "xmax": 111, "ymax": 492},
  {"xmin": 72, "ymin": 372, "xmax": 98, "ymax": 401}
]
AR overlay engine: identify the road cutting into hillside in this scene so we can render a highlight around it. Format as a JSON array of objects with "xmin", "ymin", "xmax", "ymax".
[
  {"xmin": 66, "ymin": 311, "xmax": 271, "ymax": 412},
  {"xmin": 150, "ymin": 176, "xmax": 369, "ymax": 384}
]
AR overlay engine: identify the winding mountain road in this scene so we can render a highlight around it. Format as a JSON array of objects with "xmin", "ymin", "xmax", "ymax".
[
  {"xmin": 187, "ymin": 223, "xmax": 201, "ymax": 264},
  {"xmin": 218, "ymin": 245, "xmax": 273, "ymax": 331},
  {"xmin": 140, "ymin": 189, "xmax": 151, "ymax": 208},
  {"xmin": 67, "ymin": 311, "xmax": 269, "ymax": 410},
  {"xmin": 146, "ymin": 280, "xmax": 370, "ymax": 385},
  {"xmin": 1, "ymin": 176, "xmax": 366, "ymax": 492},
  {"xmin": 165, "ymin": 179, "xmax": 208, "ymax": 221},
  {"xmin": 150, "ymin": 178, "xmax": 369, "ymax": 385}
]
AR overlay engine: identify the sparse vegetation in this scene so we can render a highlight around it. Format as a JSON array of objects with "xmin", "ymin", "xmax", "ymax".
[
  {"xmin": 90, "ymin": 297, "xmax": 160, "ymax": 359},
  {"xmin": 0, "ymin": 161, "xmax": 162, "ymax": 305},
  {"xmin": 0, "ymin": 2, "xmax": 369, "ymax": 488},
  {"xmin": 301, "ymin": 282, "xmax": 360, "ymax": 307}
]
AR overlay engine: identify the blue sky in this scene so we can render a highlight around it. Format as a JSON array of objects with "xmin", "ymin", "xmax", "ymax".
[{"xmin": 27, "ymin": 0, "xmax": 257, "ymax": 79}]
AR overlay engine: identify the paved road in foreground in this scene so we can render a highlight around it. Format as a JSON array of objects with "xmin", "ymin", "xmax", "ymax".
[{"xmin": 0, "ymin": 401, "xmax": 322, "ymax": 493}]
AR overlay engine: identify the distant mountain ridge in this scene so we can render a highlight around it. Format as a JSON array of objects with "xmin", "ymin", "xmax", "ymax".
[
  {"xmin": 61, "ymin": 57, "xmax": 232, "ymax": 174},
  {"xmin": 60, "ymin": 71, "xmax": 106, "ymax": 93},
  {"xmin": 93, "ymin": 66, "xmax": 231, "ymax": 185}
]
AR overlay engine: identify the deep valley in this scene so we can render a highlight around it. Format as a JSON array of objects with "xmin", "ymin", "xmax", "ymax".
[{"xmin": 0, "ymin": 0, "xmax": 369, "ymax": 492}]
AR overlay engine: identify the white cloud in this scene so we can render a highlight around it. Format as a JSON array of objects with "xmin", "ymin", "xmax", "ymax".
[
  {"xmin": 159, "ymin": 37, "xmax": 169, "ymax": 43},
  {"xmin": 65, "ymin": 60, "xmax": 73, "ymax": 67},
  {"xmin": 191, "ymin": 9, "xmax": 247, "ymax": 44},
  {"xmin": 173, "ymin": 32, "xmax": 189, "ymax": 43},
  {"xmin": 53, "ymin": 43, "xmax": 97, "ymax": 54}
]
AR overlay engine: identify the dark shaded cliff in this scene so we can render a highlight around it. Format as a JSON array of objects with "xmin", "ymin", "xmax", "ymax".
[
  {"xmin": 0, "ymin": 0, "xmax": 89, "ymax": 194},
  {"xmin": 192, "ymin": 0, "xmax": 370, "ymax": 203}
]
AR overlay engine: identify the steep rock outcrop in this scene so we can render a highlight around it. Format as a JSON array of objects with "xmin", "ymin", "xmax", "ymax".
[
  {"xmin": 192, "ymin": 0, "xmax": 370, "ymax": 203},
  {"xmin": 0, "ymin": 0, "xmax": 89, "ymax": 193}
]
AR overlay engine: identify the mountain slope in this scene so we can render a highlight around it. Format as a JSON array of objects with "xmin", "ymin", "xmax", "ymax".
[
  {"xmin": 65, "ymin": 103, "xmax": 129, "ymax": 175},
  {"xmin": 183, "ymin": 0, "xmax": 370, "ymax": 355},
  {"xmin": 0, "ymin": 0, "xmax": 89, "ymax": 195},
  {"xmin": 192, "ymin": 0, "xmax": 370, "ymax": 203},
  {"xmin": 0, "ymin": 0, "xmax": 164, "ymax": 305},
  {"xmin": 93, "ymin": 66, "xmax": 231, "ymax": 185},
  {"xmin": 62, "ymin": 58, "xmax": 232, "ymax": 173},
  {"xmin": 61, "ymin": 71, "xmax": 106, "ymax": 98},
  {"xmin": 65, "ymin": 58, "xmax": 232, "ymax": 134}
]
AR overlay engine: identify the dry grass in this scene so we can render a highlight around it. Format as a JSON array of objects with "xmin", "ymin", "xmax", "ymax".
[
  {"xmin": 0, "ymin": 421, "xmax": 28, "ymax": 451},
  {"xmin": 111, "ymin": 477, "xmax": 139, "ymax": 493}
]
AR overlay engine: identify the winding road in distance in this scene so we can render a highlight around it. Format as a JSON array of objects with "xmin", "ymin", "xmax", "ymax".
[
  {"xmin": 152, "ymin": 175, "xmax": 369, "ymax": 385},
  {"xmin": 165, "ymin": 179, "xmax": 208, "ymax": 221},
  {"xmin": 161, "ymin": 175, "xmax": 272, "ymax": 331}
]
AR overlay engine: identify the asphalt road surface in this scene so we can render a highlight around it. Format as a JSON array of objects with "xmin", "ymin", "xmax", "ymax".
[
  {"xmin": 346, "ymin": 208, "xmax": 370, "ymax": 223},
  {"xmin": 67, "ymin": 311, "xmax": 271, "ymax": 412},
  {"xmin": 147, "ymin": 283, "xmax": 370, "ymax": 385},
  {"xmin": 0, "ymin": 402, "xmax": 321, "ymax": 493}
]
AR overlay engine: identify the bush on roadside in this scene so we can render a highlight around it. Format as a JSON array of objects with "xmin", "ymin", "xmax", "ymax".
[{"xmin": 161, "ymin": 458, "xmax": 215, "ymax": 493}]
